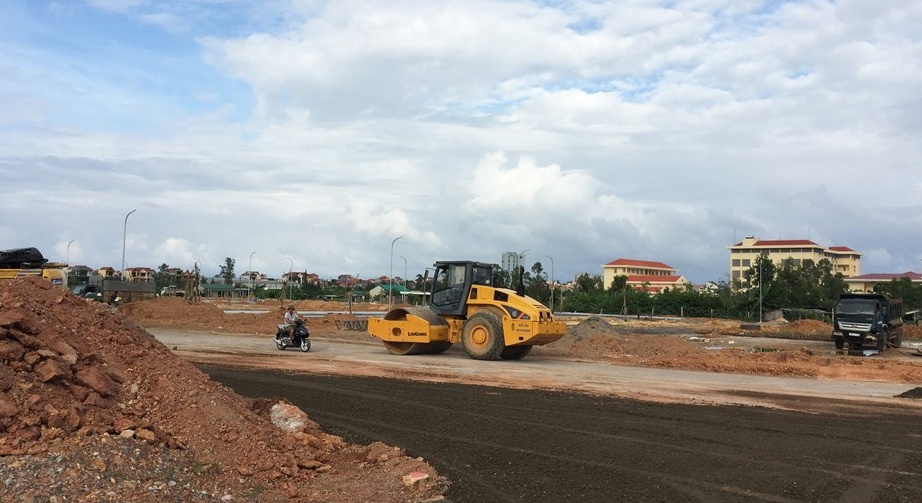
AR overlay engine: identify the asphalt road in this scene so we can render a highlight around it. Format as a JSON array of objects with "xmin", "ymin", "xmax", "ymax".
[{"xmin": 200, "ymin": 365, "xmax": 922, "ymax": 503}]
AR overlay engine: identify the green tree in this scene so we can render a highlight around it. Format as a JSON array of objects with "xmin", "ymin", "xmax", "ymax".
[
  {"xmin": 220, "ymin": 257, "xmax": 235, "ymax": 285},
  {"xmin": 875, "ymin": 277, "xmax": 922, "ymax": 311},
  {"xmin": 153, "ymin": 263, "xmax": 172, "ymax": 291},
  {"xmin": 573, "ymin": 273, "xmax": 603, "ymax": 293},
  {"xmin": 525, "ymin": 262, "xmax": 549, "ymax": 304}
]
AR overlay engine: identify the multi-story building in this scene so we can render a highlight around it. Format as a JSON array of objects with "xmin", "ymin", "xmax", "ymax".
[
  {"xmin": 727, "ymin": 236, "xmax": 861, "ymax": 286},
  {"xmin": 601, "ymin": 258, "xmax": 690, "ymax": 293},
  {"xmin": 501, "ymin": 252, "xmax": 524, "ymax": 274}
]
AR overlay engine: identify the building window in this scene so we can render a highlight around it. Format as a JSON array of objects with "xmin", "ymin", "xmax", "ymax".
[
  {"xmin": 742, "ymin": 259, "xmax": 750, "ymax": 267},
  {"xmin": 732, "ymin": 259, "xmax": 740, "ymax": 267}
]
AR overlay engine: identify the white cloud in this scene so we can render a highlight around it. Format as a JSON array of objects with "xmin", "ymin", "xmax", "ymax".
[{"xmin": 0, "ymin": 0, "xmax": 920, "ymax": 283}]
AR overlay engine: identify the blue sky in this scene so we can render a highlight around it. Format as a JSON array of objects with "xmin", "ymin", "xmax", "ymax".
[{"xmin": 1, "ymin": 0, "xmax": 920, "ymax": 284}]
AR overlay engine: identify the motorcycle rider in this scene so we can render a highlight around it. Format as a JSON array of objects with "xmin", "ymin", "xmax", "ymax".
[{"xmin": 283, "ymin": 304, "xmax": 303, "ymax": 339}]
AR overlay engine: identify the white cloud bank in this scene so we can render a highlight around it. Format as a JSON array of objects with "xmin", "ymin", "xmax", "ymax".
[{"xmin": 0, "ymin": 0, "xmax": 920, "ymax": 283}]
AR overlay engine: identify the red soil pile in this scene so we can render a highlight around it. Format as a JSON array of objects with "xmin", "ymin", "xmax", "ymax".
[{"xmin": 0, "ymin": 277, "xmax": 444, "ymax": 501}]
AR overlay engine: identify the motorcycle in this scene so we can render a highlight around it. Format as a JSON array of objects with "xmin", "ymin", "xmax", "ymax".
[{"xmin": 275, "ymin": 319, "xmax": 311, "ymax": 352}]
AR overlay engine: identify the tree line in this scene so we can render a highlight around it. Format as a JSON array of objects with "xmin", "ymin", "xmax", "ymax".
[
  {"xmin": 514, "ymin": 256, "xmax": 922, "ymax": 322},
  {"xmin": 151, "ymin": 256, "xmax": 922, "ymax": 320}
]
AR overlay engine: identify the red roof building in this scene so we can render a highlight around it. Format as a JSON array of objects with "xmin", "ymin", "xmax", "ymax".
[
  {"xmin": 602, "ymin": 259, "xmax": 690, "ymax": 294},
  {"xmin": 727, "ymin": 236, "xmax": 861, "ymax": 288}
]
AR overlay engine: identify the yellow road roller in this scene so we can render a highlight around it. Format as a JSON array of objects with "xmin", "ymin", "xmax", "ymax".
[{"xmin": 367, "ymin": 261, "xmax": 565, "ymax": 360}]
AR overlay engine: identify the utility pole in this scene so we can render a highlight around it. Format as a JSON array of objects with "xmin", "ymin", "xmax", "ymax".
[
  {"xmin": 545, "ymin": 255, "xmax": 555, "ymax": 312},
  {"xmin": 121, "ymin": 209, "xmax": 137, "ymax": 280},
  {"xmin": 389, "ymin": 236, "xmax": 403, "ymax": 306}
]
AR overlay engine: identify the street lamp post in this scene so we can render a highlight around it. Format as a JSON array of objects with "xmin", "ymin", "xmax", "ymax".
[
  {"xmin": 285, "ymin": 256, "xmax": 294, "ymax": 301},
  {"xmin": 399, "ymin": 255, "xmax": 408, "ymax": 303},
  {"xmin": 758, "ymin": 256, "xmax": 763, "ymax": 324},
  {"xmin": 121, "ymin": 209, "xmax": 137, "ymax": 280},
  {"xmin": 389, "ymin": 236, "xmax": 404, "ymax": 306},
  {"xmin": 66, "ymin": 239, "xmax": 75, "ymax": 265},
  {"xmin": 249, "ymin": 251, "xmax": 257, "ymax": 302},
  {"xmin": 545, "ymin": 255, "xmax": 555, "ymax": 312}
]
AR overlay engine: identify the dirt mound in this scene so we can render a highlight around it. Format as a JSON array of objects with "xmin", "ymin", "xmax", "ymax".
[
  {"xmin": 570, "ymin": 316, "xmax": 619, "ymax": 340},
  {"xmin": 763, "ymin": 319, "xmax": 831, "ymax": 335},
  {"xmin": 0, "ymin": 277, "xmax": 444, "ymax": 501},
  {"xmin": 546, "ymin": 316, "xmax": 922, "ymax": 383}
]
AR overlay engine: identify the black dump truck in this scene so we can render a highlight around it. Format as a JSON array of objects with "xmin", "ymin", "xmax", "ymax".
[{"xmin": 831, "ymin": 293, "xmax": 903, "ymax": 352}]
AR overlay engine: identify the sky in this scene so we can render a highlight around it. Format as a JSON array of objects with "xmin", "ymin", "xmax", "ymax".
[{"xmin": 1, "ymin": 0, "xmax": 920, "ymax": 285}]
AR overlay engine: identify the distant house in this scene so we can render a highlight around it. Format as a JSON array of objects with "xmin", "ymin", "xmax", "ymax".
[
  {"xmin": 124, "ymin": 267, "xmax": 155, "ymax": 282},
  {"xmin": 368, "ymin": 283, "xmax": 408, "ymax": 301},
  {"xmin": 201, "ymin": 283, "xmax": 248, "ymax": 299},
  {"xmin": 844, "ymin": 271, "xmax": 922, "ymax": 293},
  {"xmin": 95, "ymin": 267, "xmax": 118, "ymax": 279},
  {"xmin": 602, "ymin": 258, "xmax": 690, "ymax": 294},
  {"xmin": 65, "ymin": 265, "xmax": 94, "ymax": 286}
]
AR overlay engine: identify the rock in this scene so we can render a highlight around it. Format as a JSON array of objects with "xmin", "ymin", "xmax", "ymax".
[
  {"xmin": 83, "ymin": 392, "xmax": 107, "ymax": 407},
  {"xmin": 297, "ymin": 459, "xmax": 324, "ymax": 469},
  {"xmin": 34, "ymin": 359, "xmax": 70, "ymax": 383},
  {"xmin": 270, "ymin": 403, "xmax": 311, "ymax": 433},
  {"xmin": 135, "ymin": 428, "xmax": 157, "ymax": 443},
  {"xmin": 74, "ymin": 367, "xmax": 113, "ymax": 397},
  {"xmin": 66, "ymin": 384, "xmax": 90, "ymax": 401},
  {"xmin": 113, "ymin": 417, "xmax": 135, "ymax": 432},
  {"xmin": 0, "ymin": 391, "xmax": 19, "ymax": 418},
  {"xmin": 50, "ymin": 340, "xmax": 78, "ymax": 359},
  {"xmin": 402, "ymin": 471, "xmax": 430, "ymax": 488},
  {"xmin": 0, "ymin": 339, "xmax": 25, "ymax": 360}
]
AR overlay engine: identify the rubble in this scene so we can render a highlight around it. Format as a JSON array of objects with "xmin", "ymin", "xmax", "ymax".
[{"xmin": 0, "ymin": 277, "xmax": 445, "ymax": 501}]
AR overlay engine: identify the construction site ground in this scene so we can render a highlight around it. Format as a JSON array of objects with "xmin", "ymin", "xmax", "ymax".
[
  {"xmin": 128, "ymin": 296, "xmax": 922, "ymax": 392},
  {"xmin": 3, "ymin": 285, "xmax": 922, "ymax": 502}
]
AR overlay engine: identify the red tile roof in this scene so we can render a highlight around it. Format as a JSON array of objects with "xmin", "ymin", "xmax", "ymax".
[
  {"xmin": 626, "ymin": 275, "xmax": 685, "ymax": 283},
  {"xmin": 604, "ymin": 258, "xmax": 673, "ymax": 270},
  {"xmin": 827, "ymin": 246, "xmax": 857, "ymax": 252},
  {"xmin": 850, "ymin": 272, "xmax": 922, "ymax": 281}
]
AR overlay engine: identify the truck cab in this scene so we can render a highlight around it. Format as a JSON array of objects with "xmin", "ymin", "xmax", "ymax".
[{"xmin": 832, "ymin": 293, "xmax": 903, "ymax": 352}]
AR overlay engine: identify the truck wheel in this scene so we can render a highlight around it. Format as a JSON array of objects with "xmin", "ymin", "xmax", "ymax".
[
  {"xmin": 462, "ymin": 312, "xmax": 505, "ymax": 360},
  {"xmin": 877, "ymin": 332, "xmax": 885, "ymax": 352},
  {"xmin": 833, "ymin": 336, "xmax": 844, "ymax": 350},
  {"xmin": 893, "ymin": 327, "xmax": 902, "ymax": 348},
  {"xmin": 500, "ymin": 345, "xmax": 532, "ymax": 360}
]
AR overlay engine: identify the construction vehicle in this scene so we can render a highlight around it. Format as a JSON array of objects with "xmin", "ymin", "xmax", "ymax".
[
  {"xmin": 367, "ymin": 260, "xmax": 566, "ymax": 360},
  {"xmin": 0, "ymin": 247, "xmax": 67, "ymax": 288},
  {"xmin": 831, "ymin": 293, "xmax": 903, "ymax": 352}
]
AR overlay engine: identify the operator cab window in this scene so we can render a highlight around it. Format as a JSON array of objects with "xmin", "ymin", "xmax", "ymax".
[
  {"xmin": 431, "ymin": 264, "xmax": 467, "ymax": 307},
  {"xmin": 472, "ymin": 265, "xmax": 492, "ymax": 286}
]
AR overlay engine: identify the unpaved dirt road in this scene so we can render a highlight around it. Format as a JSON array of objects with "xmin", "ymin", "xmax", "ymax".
[
  {"xmin": 150, "ymin": 329, "xmax": 922, "ymax": 502},
  {"xmin": 199, "ymin": 366, "xmax": 922, "ymax": 503},
  {"xmin": 150, "ymin": 329, "xmax": 922, "ymax": 411}
]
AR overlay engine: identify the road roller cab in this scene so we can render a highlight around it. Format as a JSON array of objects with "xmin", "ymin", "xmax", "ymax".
[{"xmin": 367, "ymin": 261, "xmax": 566, "ymax": 360}]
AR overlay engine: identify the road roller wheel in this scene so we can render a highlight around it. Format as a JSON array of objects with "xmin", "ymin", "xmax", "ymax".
[{"xmin": 461, "ymin": 312, "xmax": 504, "ymax": 360}]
